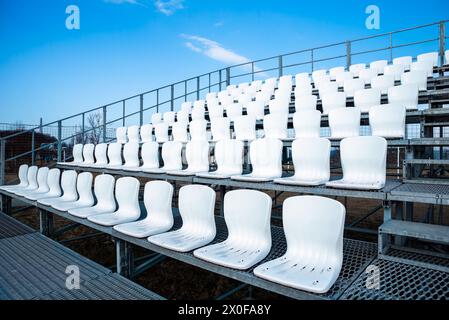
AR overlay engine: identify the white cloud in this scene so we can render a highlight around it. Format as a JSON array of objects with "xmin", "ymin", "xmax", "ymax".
[
  {"xmin": 103, "ymin": 0, "xmax": 140, "ymax": 4},
  {"xmin": 185, "ymin": 42, "xmax": 202, "ymax": 53},
  {"xmin": 155, "ymin": 0, "xmax": 185, "ymax": 16},
  {"xmin": 214, "ymin": 21, "xmax": 224, "ymax": 27}
]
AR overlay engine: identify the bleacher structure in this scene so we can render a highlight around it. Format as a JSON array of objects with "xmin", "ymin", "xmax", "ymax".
[{"xmin": 1, "ymin": 21, "xmax": 449, "ymax": 300}]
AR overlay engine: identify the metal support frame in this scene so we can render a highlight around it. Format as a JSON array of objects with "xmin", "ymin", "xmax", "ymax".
[
  {"xmin": 39, "ymin": 209, "xmax": 54, "ymax": 238},
  {"xmin": 102, "ymin": 106, "xmax": 107, "ymax": 143},
  {"xmin": 140, "ymin": 94, "xmax": 144, "ymax": 126},
  {"xmin": 0, "ymin": 139, "xmax": 5, "ymax": 186},
  {"xmin": 131, "ymin": 254, "xmax": 166, "ymax": 279},
  {"xmin": 439, "ymin": 21, "xmax": 446, "ymax": 68},
  {"xmin": 115, "ymin": 238, "xmax": 134, "ymax": 278},
  {"xmin": 346, "ymin": 41, "xmax": 351, "ymax": 69},
  {"xmin": 57, "ymin": 121, "xmax": 62, "ymax": 162}
]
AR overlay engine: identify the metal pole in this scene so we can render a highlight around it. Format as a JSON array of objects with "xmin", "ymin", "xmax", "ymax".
[
  {"xmin": 219, "ymin": 70, "xmax": 222, "ymax": 91},
  {"xmin": 251, "ymin": 62, "xmax": 255, "ymax": 81},
  {"xmin": 208, "ymin": 73, "xmax": 211, "ymax": 93},
  {"xmin": 439, "ymin": 21, "xmax": 446, "ymax": 67},
  {"xmin": 81, "ymin": 112, "xmax": 85, "ymax": 144},
  {"xmin": 0, "ymin": 139, "xmax": 5, "ymax": 186},
  {"xmin": 39, "ymin": 118, "xmax": 43, "ymax": 134},
  {"xmin": 156, "ymin": 89, "xmax": 159, "ymax": 113},
  {"xmin": 311, "ymin": 49, "xmax": 314, "ymax": 72},
  {"xmin": 278, "ymin": 56, "xmax": 283, "ymax": 77},
  {"xmin": 57, "ymin": 121, "xmax": 62, "ymax": 162},
  {"xmin": 226, "ymin": 67, "xmax": 231, "ymax": 87},
  {"xmin": 184, "ymin": 80, "xmax": 187, "ymax": 102},
  {"xmin": 31, "ymin": 131, "xmax": 35, "ymax": 165},
  {"xmin": 346, "ymin": 41, "xmax": 351, "ymax": 69},
  {"xmin": 139, "ymin": 94, "xmax": 144, "ymax": 126},
  {"xmin": 389, "ymin": 32, "xmax": 393, "ymax": 63},
  {"xmin": 196, "ymin": 76, "xmax": 200, "ymax": 100},
  {"xmin": 122, "ymin": 100, "xmax": 126, "ymax": 127},
  {"xmin": 170, "ymin": 85, "xmax": 174, "ymax": 112},
  {"xmin": 102, "ymin": 106, "xmax": 107, "ymax": 143}
]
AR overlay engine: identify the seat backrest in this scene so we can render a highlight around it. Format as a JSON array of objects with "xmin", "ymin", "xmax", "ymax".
[
  {"xmin": 47, "ymin": 168, "xmax": 62, "ymax": 196},
  {"xmin": 17, "ymin": 164, "xmax": 29, "ymax": 187},
  {"xmin": 340, "ymin": 136, "xmax": 387, "ymax": 185},
  {"xmin": 226, "ymin": 103, "xmax": 243, "ymax": 120},
  {"xmin": 328, "ymin": 107, "xmax": 361, "ymax": 139},
  {"xmin": 116, "ymin": 127, "xmax": 128, "ymax": 144},
  {"xmin": 77, "ymin": 172, "xmax": 94, "ymax": 204},
  {"xmin": 161, "ymin": 141, "xmax": 183, "ymax": 171},
  {"xmin": 206, "ymin": 92, "xmax": 217, "ymax": 101},
  {"xmin": 384, "ymin": 64, "xmax": 405, "ymax": 81},
  {"xmin": 354, "ymin": 88, "xmax": 381, "ymax": 113},
  {"xmin": 268, "ymin": 98, "xmax": 290, "ymax": 115},
  {"xmin": 417, "ymin": 51, "xmax": 439, "ymax": 67},
  {"xmin": 295, "ymin": 72, "xmax": 311, "ymax": 85},
  {"xmin": 123, "ymin": 142, "xmax": 140, "ymax": 167},
  {"xmin": 369, "ymin": 104, "xmax": 406, "ymax": 138},
  {"xmin": 349, "ymin": 63, "xmax": 366, "ymax": 77},
  {"xmin": 163, "ymin": 112, "xmax": 176, "ymax": 125},
  {"xmin": 294, "ymin": 83, "xmax": 312, "ymax": 97},
  {"xmin": 312, "ymin": 69, "xmax": 327, "ymax": 83},
  {"xmin": 82, "ymin": 144, "xmax": 95, "ymax": 164},
  {"xmin": 94, "ymin": 144, "xmax": 108, "ymax": 165},
  {"xmin": 369, "ymin": 60, "xmax": 388, "ymax": 75},
  {"xmin": 393, "ymin": 56, "xmax": 413, "ymax": 70},
  {"xmin": 36, "ymin": 167, "xmax": 50, "ymax": 192},
  {"xmin": 140, "ymin": 124, "xmax": 153, "ymax": 143},
  {"xmin": 178, "ymin": 185, "xmax": 216, "ymax": 237},
  {"xmin": 321, "ymin": 92, "xmax": 347, "ymax": 115},
  {"xmin": 358, "ymin": 68, "xmax": 378, "ymax": 84},
  {"xmin": 246, "ymin": 100, "xmax": 265, "ymax": 120},
  {"xmin": 154, "ymin": 122, "xmax": 169, "ymax": 143},
  {"xmin": 191, "ymin": 105, "xmax": 205, "ymax": 121},
  {"xmin": 329, "ymin": 66, "xmax": 345, "ymax": 80},
  {"xmin": 172, "ymin": 121, "xmax": 188, "ymax": 143},
  {"xmin": 214, "ymin": 139, "xmax": 243, "ymax": 175},
  {"xmin": 255, "ymin": 91, "xmax": 272, "ymax": 106},
  {"xmin": 224, "ymin": 190, "xmax": 272, "ymax": 247},
  {"xmin": 292, "ymin": 138, "xmax": 330, "ymax": 182},
  {"xmin": 61, "ymin": 170, "xmax": 78, "ymax": 200},
  {"xmin": 401, "ymin": 70, "xmax": 428, "ymax": 91},
  {"xmin": 211, "ymin": 117, "xmax": 230, "ymax": 141},
  {"xmin": 249, "ymin": 138, "xmax": 283, "ymax": 178},
  {"xmin": 193, "ymin": 100, "xmax": 206, "ymax": 109},
  {"xmin": 94, "ymin": 174, "xmax": 116, "ymax": 212},
  {"xmin": 318, "ymin": 81, "xmax": 338, "ymax": 96},
  {"xmin": 127, "ymin": 125, "xmax": 140, "ymax": 143},
  {"xmin": 144, "ymin": 181, "xmax": 173, "ymax": 225},
  {"xmin": 141, "ymin": 142, "xmax": 160, "ymax": 169},
  {"xmin": 263, "ymin": 113, "xmax": 288, "ymax": 139},
  {"xmin": 107, "ymin": 143, "xmax": 123, "ymax": 166},
  {"xmin": 314, "ymin": 75, "xmax": 331, "ymax": 89},
  {"xmin": 293, "ymin": 110, "xmax": 322, "ymax": 138},
  {"xmin": 72, "ymin": 144, "xmax": 84, "ymax": 163},
  {"xmin": 295, "ymin": 94, "xmax": 317, "ymax": 111},
  {"xmin": 208, "ymin": 103, "xmax": 224, "ymax": 120},
  {"xmin": 176, "ymin": 110, "xmax": 190, "ymax": 123},
  {"xmin": 234, "ymin": 115, "xmax": 256, "ymax": 141},
  {"xmin": 336, "ymin": 71, "xmax": 354, "ymax": 86},
  {"xmin": 388, "ymin": 84, "xmax": 419, "ymax": 110},
  {"xmin": 189, "ymin": 119, "xmax": 208, "ymax": 141},
  {"xmin": 410, "ymin": 60, "xmax": 434, "ymax": 77},
  {"xmin": 181, "ymin": 102, "xmax": 192, "ymax": 114},
  {"xmin": 185, "ymin": 141, "xmax": 210, "ymax": 172},
  {"xmin": 282, "ymin": 196, "xmax": 345, "ymax": 262},
  {"xmin": 151, "ymin": 113, "xmax": 163, "ymax": 124},
  {"xmin": 115, "ymin": 177, "xmax": 140, "ymax": 216},
  {"xmin": 371, "ymin": 75, "xmax": 395, "ymax": 94},
  {"xmin": 237, "ymin": 93, "xmax": 253, "ymax": 105},
  {"xmin": 343, "ymin": 78, "xmax": 365, "ymax": 97},
  {"xmin": 219, "ymin": 94, "xmax": 234, "ymax": 107},
  {"xmin": 251, "ymin": 80, "xmax": 263, "ymax": 91}
]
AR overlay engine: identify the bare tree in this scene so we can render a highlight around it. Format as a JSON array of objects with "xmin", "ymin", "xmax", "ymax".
[{"xmin": 86, "ymin": 112, "xmax": 103, "ymax": 144}]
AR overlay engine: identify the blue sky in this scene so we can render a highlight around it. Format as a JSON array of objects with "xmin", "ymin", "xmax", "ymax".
[{"xmin": 0, "ymin": 0, "xmax": 448, "ymax": 125}]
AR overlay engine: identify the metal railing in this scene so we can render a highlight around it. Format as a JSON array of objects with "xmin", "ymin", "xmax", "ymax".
[{"xmin": 0, "ymin": 20, "xmax": 448, "ymax": 185}]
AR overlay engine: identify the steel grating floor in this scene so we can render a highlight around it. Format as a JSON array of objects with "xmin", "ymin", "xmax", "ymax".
[
  {"xmin": 386, "ymin": 247, "xmax": 449, "ymax": 269},
  {"xmin": 0, "ymin": 212, "xmax": 35, "ymax": 239},
  {"xmin": 340, "ymin": 257, "xmax": 449, "ymax": 300},
  {"xmin": 390, "ymin": 183, "xmax": 449, "ymax": 197}
]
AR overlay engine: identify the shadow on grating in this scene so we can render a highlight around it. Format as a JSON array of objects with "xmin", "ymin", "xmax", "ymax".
[
  {"xmin": 386, "ymin": 247, "xmax": 449, "ymax": 269},
  {"xmin": 0, "ymin": 212, "xmax": 36, "ymax": 239}
]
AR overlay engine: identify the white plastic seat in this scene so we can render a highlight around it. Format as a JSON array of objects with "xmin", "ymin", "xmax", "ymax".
[
  {"xmin": 38, "ymin": 170, "xmax": 78, "ymax": 207},
  {"xmin": 237, "ymin": 93, "xmax": 253, "ymax": 105},
  {"xmin": 312, "ymin": 69, "xmax": 327, "ymax": 83},
  {"xmin": 16, "ymin": 167, "xmax": 49, "ymax": 197},
  {"xmin": 318, "ymin": 81, "xmax": 339, "ymax": 96},
  {"xmin": 191, "ymin": 105, "xmax": 205, "ymax": 121},
  {"xmin": 207, "ymin": 97, "xmax": 220, "ymax": 109},
  {"xmin": 349, "ymin": 63, "xmax": 366, "ymax": 77},
  {"xmin": 116, "ymin": 127, "xmax": 128, "ymax": 144},
  {"xmin": 226, "ymin": 103, "xmax": 243, "ymax": 120},
  {"xmin": 172, "ymin": 121, "xmax": 189, "ymax": 143},
  {"xmin": 293, "ymin": 110, "xmax": 322, "ymax": 138},
  {"xmin": 295, "ymin": 94, "xmax": 317, "ymax": 111},
  {"xmin": 343, "ymin": 78, "xmax": 365, "ymax": 97},
  {"xmin": 384, "ymin": 64, "xmax": 405, "ymax": 81},
  {"xmin": 329, "ymin": 66, "xmax": 345, "ymax": 81},
  {"xmin": 246, "ymin": 100, "xmax": 265, "ymax": 120},
  {"xmin": 114, "ymin": 181, "xmax": 174, "ymax": 238},
  {"xmin": 58, "ymin": 144, "xmax": 83, "ymax": 166},
  {"xmin": 388, "ymin": 84, "xmax": 419, "ymax": 110},
  {"xmin": 446, "ymin": 50, "xmax": 449, "ymax": 65},
  {"xmin": 226, "ymin": 85, "xmax": 237, "ymax": 94},
  {"xmin": 120, "ymin": 142, "xmax": 141, "ymax": 170},
  {"xmin": 0, "ymin": 164, "xmax": 28, "ymax": 192},
  {"xmin": 268, "ymin": 98, "xmax": 290, "ymax": 115},
  {"xmin": 52, "ymin": 172, "xmax": 94, "ymax": 211},
  {"xmin": 167, "ymin": 141, "xmax": 209, "ymax": 176},
  {"xmin": 206, "ymin": 92, "xmax": 217, "ymax": 101},
  {"xmin": 208, "ymin": 103, "xmax": 224, "ymax": 119},
  {"xmin": 176, "ymin": 110, "xmax": 190, "ymax": 123},
  {"xmin": 371, "ymin": 75, "xmax": 395, "ymax": 94},
  {"xmin": 295, "ymin": 72, "xmax": 311, "ymax": 86},
  {"xmin": 145, "ymin": 141, "xmax": 183, "ymax": 173},
  {"xmin": 369, "ymin": 60, "xmax": 388, "ymax": 75},
  {"xmin": 326, "ymin": 136, "xmax": 387, "ymax": 190},
  {"xmin": 151, "ymin": 113, "xmax": 163, "ymax": 125},
  {"xmin": 358, "ymin": 68, "xmax": 378, "ymax": 85},
  {"xmin": 354, "ymin": 88, "xmax": 381, "ymax": 113},
  {"xmin": 140, "ymin": 124, "xmax": 153, "ymax": 143},
  {"xmin": 148, "ymin": 185, "xmax": 216, "ymax": 252},
  {"xmin": 254, "ymin": 195, "xmax": 345, "ymax": 293},
  {"xmin": 234, "ymin": 115, "xmax": 256, "ymax": 141},
  {"xmin": 255, "ymin": 91, "xmax": 272, "ymax": 107},
  {"xmin": 193, "ymin": 100, "xmax": 206, "ymax": 109},
  {"xmin": 163, "ymin": 112, "xmax": 176, "ymax": 125},
  {"xmin": 263, "ymin": 114, "xmax": 288, "ymax": 140},
  {"xmin": 196, "ymin": 139, "xmax": 243, "ymax": 179},
  {"xmin": 251, "ymin": 80, "xmax": 263, "ymax": 91},
  {"xmin": 328, "ymin": 107, "xmax": 361, "ymax": 139},
  {"xmin": 154, "ymin": 122, "xmax": 169, "ymax": 143},
  {"xmin": 336, "ymin": 72, "xmax": 354, "ymax": 87},
  {"xmin": 194, "ymin": 190, "xmax": 272, "ymax": 270},
  {"xmin": 11, "ymin": 166, "xmax": 38, "ymax": 195},
  {"xmin": 231, "ymin": 138, "xmax": 283, "ymax": 182},
  {"xmin": 210, "ymin": 117, "xmax": 230, "ymax": 141},
  {"xmin": 369, "ymin": 104, "xmax": 406, "ymax": 138},
  {"xmin": 104, "ymin": 143, "xmax": 122, "ymax": 168},
  {"xmin": 314, "ymin": 75, "xmax": 332, "ymax": 90},
  {"xmin": 26, "ymin": 168, "xmax": 61, "ymax": 201},
  {"xmin": 417, "ymin": 51, "xmax": 439, "ymax": 67},
  {"xmin": 181, "ymin": 102, "xmax": 192, "ymax": 114},
  {"xmin": 274, "ymin": 88, "xmax": 291, "ymax": 102},
  {"xmin": 78, "ymin": 144, "xmax": 95, "ymax": 166},
  {"xmin": 127, "ymin": 125, "xmax": 140, "ymax": 143},
  {"xmin": 401, "ymin": 70, "xmax": 428, "ymax": 91},
  {"xmin": 294, "ymin": 84, "xmax": 313, "ymax": 97},
  {"xmin": 189, "ymin": 119, "xmax": 208, "ymax": 141},
  {"xmin": 132, "ymin": 142, "xmax": 160, "ymax": 172},
  {"xmin": 393, "ymin": 56, "xmax": 412, "ymax": 71},
  {"xmin": 88, "ymin": 177, "xmax": 141, "ymax": 226},
  {"xmin": 219, "ymin": 94, "xmax": 234, "ymax": 107},
  {"xmin": 68, "ymin": 174, "xmax": 116, "ymax": 218},
  {"xmin": 410, "ymin": 60, "xmax": 434, "ymax": 78},
  {"xmin": 244, "ymin": 86, "xmax": 257, "ymax": 96},
  {"xmin": 274, "ymin": 138, "xmax": 330, "ymax": 186},
  {"xmin": 321, "ymin": 92, "xmax": 347, "ymax": 115},
  {"xmin": 90, "ymin": 143, "xmax": 108, "ymax": 168}
]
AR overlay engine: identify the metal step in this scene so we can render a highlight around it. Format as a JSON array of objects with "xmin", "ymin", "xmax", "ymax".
[
  {"xmin": 379, "ymin": 220, "xmax": 449, "ymax": 244},
  {"xmin": 404, "ymin": 159, "xmax": 449, "ymax": 165}
]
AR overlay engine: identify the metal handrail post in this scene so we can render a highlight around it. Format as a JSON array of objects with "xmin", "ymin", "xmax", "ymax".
[
  {"xmin": 102, "ymin": 106, "xmax": 107, "ymax": 143},
  {"xmin": 196, "ymin": 77, "xmax": 200, "ymax": 100},
  {"xmin": 122, "ymin": 101, "xmax": 126, "ymax": 127},
  {"xmin": 170, "ymin": 85, "xmax": 174, "ymax": 112},
  {"xmin": 140, "ymin": 94, "xmax": 144, "ymax": 125},
  {"xmin": 31, "ymin": 131, "xmax": 35, "ymax": 165},
  {"xmin": 0, "ymin": 139, "xmax": 5, "ymax": 186},
  {"xmin": 57, "ymin": 121, "xmax": 62, "ymax": 162},
  {"xmin": 226, "ymin": 67, "xmax": 231, "ymax": 86},
  {"xmin": 346, "ymin": 41, "xmax": 352, "ymax": 69},
  {"xmin": 278, "ymin": 56, "xmax": 283, "ymax": 77},
  {"xmin": 439, "ymin": 21, "xmax": 446, "ymax": 67}
]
